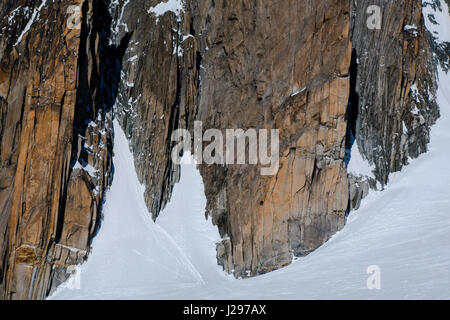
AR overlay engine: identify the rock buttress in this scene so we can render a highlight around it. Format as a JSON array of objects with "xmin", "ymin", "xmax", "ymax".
[
  {"xmin": 0, "ymin": 0, "xmax": 126, "ymax": 299},
  {"xmin": 190, "ymin": 0, "xmax": 352, "ymax": 277},
  {"xmin": 351, "ymin": 0, "xmax": 439, "ymax": 186}
]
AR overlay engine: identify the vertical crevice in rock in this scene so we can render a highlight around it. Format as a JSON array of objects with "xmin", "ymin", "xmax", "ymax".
[
  {"xmin": 55, "ymin": 1, "xmax": 90, "ymax": 246},
  {"xmin": 70, "ymin": 0, "xmax": 131, "ymax": 239},
  {"xmin": 344, "ymin": 49, "xmax": 359, "ymax": 167}
]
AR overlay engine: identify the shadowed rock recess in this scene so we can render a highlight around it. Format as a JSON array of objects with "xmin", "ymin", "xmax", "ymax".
[{"xmin": 0, "ymin": 0, "xmax": 442, "ymax": 298}]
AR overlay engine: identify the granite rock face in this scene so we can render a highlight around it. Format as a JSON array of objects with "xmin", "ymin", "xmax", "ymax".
[
  {"xmin": 192, "ymin": 0, "xmax": 352, "ymax": 276},
  {"xmin": 351, "ymin": 0, "xmax": 439, "ymax": 186},
  {"xmin": 110, "ymin": 0, "xmax": 440, "ymax": 278},
  {"xmin": 0, "ymin": 0, "xmax": 443, "ymax": 298},
  {"xmin": 0, "ymin": 0, "xmax": 123, "ymax": 299},
  {"xmin": 109, "ymin": 0, "xmax": 199, "ymax": 219},
  {"xmin": 111, "ymin": 0, "xmax": 352, "ymax": 277}
]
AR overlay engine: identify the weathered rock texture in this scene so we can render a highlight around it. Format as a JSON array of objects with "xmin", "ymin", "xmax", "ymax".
[
  {"xmin": 351, "ymin": 0, "xmax": 439, "ymax": 185},
  {"xmin": 0, "ymin": 0, "xmax": 443, "ymax": 298},
  {"xmin": 109, "ymin": 0, "xmax": 199, "ymax": 219},
  {"xmin": 0, "ymin": 0, "xmax": 124, "ymax": 299},
  {"xmin": 193, "ymin": 0, "xmax": 352, "ymax": 276},
  {"xmin": 115, "ymin": 0, "xmax": 441, "ymax": 277},
  {"xmin": 424, "ymin": 0, "xmax": 450, "ymax": 71},
  {"xmin": 111, "ymin": 0, "xmax": 352, "ymax": 277}
]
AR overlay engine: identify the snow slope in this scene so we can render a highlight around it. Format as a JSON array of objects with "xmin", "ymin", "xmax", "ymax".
[
  {"xmin": 51, "ymin": 5, "xmax": 450, "ymax": 300},
  {"xmin": 51, "ymin": 120, "xmax": 228, "ymax": 299}
]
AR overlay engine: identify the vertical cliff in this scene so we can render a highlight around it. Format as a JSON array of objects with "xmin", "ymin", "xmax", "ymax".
[
  {"xmin": 0, "ymin": 0, "xmax": 128, "ymax": 299},
  {"xmin": 0, "ymin": 0, "xmax": 443, "ymax": 298},
  {"xmin": 351, "ymin": 0, "xmax": 439, "ymax": 186},
  {"xmin": 192, "ymin": 0, "xmax": 352, "ymax": 276},
  {"xmin": 109, "ymin": 0, "xmax": 440, "ymax": 278}
]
